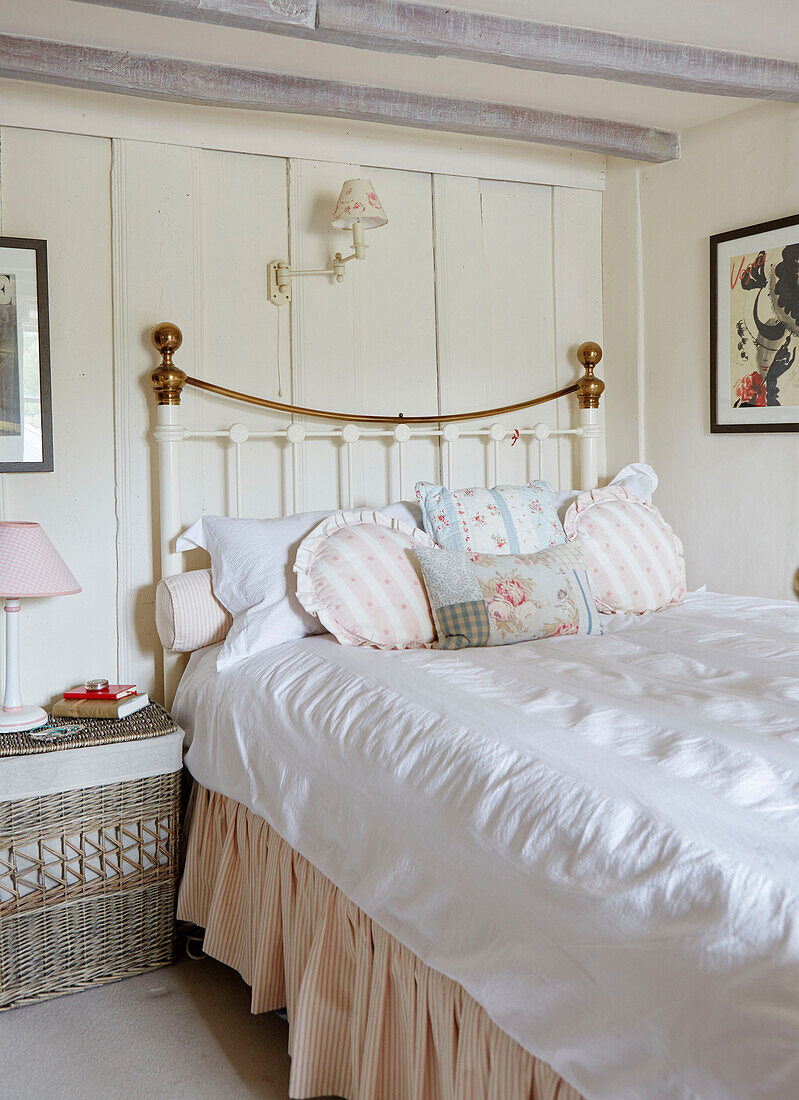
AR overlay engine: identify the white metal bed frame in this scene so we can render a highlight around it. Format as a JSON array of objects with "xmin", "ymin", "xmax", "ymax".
[{"xmin": 148, "ymin": 322, "xmax": 605, "ymax": 703}]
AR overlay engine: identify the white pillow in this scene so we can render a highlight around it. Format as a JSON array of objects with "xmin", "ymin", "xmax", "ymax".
[
  {"xmin": 380, "ymin": 499, "xmax": 423, "ymax": 528},
  {"xmin": 177, "ymin": 511, "xmax": 329, "ymax": 670},
  {"xmin": 177, "ymin": 501, "xmax": 424, "ymax": 669},
  {"xmin": 551, "ymin": 463, "xmax": 658, "ymax": 522}
]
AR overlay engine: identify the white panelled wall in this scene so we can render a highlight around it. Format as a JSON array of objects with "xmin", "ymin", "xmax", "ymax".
[
  {"xmin": 0, "ymin": 123, "xmax": 604, "ymax": 706},
  {"xmin": 603, "ymin": 101, "xmax": 799, "ymax": 602}
]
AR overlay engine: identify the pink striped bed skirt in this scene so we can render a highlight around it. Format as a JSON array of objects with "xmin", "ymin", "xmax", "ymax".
[{"xmin": 177, "ymin": 784, "xmax": 583, "ymax": 1100}]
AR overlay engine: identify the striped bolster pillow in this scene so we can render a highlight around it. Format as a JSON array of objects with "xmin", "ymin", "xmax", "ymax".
[{"xmin": 155, "ymin": 568, "xmax": 233, "ymax": 652}]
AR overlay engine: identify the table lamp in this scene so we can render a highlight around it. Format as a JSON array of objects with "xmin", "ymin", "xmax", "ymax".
[{"xmin": 0, "ymin": 522, "xmax": 81, "ymax": 733}]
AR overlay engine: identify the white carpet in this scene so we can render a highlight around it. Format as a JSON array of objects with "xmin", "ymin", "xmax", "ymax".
[{"xmin": 0, "ymin": 955, "xmax": 338, "ymax": 1099}]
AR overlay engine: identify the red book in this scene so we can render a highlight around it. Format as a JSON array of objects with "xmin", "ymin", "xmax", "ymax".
[{"xmin": 64, "ymin": 684, "xmax": 137, "ymax": 700}]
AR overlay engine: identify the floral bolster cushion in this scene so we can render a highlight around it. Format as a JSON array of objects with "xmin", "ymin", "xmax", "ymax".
[
  {"xmin": 415, "ymin": 480, "xmax": 565, "ymax": 555},
  {"xmin": 413, "ymin": 540, "xmax": 602, "ymax": 650},
  {"xmin": 564, "ymin": 486, "xmax": 686, "ymax": 614},
  {"xmin": 294, "ymin": 509, "xmax": 436, "ymax": 649}
]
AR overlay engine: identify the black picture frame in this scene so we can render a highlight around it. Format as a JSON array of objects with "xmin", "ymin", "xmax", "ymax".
[
  {"xmin": 710, "ymin": 213, "xmax": 799, "ymax": 434},
  {"xmin": 0, "ymin": 236, "xmax": 53, "ymax": 471}
]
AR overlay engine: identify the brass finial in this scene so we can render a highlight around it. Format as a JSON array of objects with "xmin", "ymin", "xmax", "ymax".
[
  {"xmin": 150, "ymin": 322, "xmax": 186, "ymax": 406},
  {"xmin": 576, "ymin": 341, "xmax": 604, "ymax": 409}
]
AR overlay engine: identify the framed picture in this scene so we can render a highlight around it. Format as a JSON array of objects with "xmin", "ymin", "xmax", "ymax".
[
  {"xmin": 711, "ymin": 214, "xmax": 799, "ymax": 433},
  {"xmin": 0, "ymin": 237, "xmax": 53, "ymax": 471}
]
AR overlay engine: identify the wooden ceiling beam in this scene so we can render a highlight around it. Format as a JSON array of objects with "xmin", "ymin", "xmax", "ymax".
[
  {"xmin": 73, "ymin": 0, "xmax": 799, "ymax": 102},
  {"xmin": 316, "ymin": 1, "xmax": 799, "ymax": 101},
  {"xmin": 0, "ymin": 34, "xmax": 680, "ymax": 161},
  {"xmin": 76, "ymin": 0, "xmax": 317, "ymax": 34}
]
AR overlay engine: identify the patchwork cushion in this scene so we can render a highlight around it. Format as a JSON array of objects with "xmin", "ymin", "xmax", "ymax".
[
  {"xmin": 415, "ymin": 480, "xmax": 565, "ymax": 555},
  {"xmin": 414, "ymin": 540, "xmax": 602, "ymax": 650},
  {"xmin": 294, "ymin": 509, "xmax": 436, "ymax": 649},
  {"xmin": 564, "ymin": 486, "xmax": 686, "ymax": 614}
]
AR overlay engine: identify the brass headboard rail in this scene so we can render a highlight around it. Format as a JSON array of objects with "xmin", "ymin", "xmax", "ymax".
[{"xmin": 150, "ymin": 322, "xmax": 604, "ymax": 420}]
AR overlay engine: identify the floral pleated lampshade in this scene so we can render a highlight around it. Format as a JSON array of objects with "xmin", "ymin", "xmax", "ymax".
[{"xmin": 331, "ymin": 179, "xmax": 388, "ymax": 229}]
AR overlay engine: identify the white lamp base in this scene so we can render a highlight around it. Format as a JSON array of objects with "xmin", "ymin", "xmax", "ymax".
[{"xmin": 0, "ymin": 704, "xmax": 48, "ymax": 732}]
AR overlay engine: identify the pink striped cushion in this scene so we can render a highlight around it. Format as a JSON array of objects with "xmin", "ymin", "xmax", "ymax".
[
  {"xmin": 155, "ymin": 568, "xmax": 233, "ymax": 652},
  {"xmin": 564, "ymin": 487, "xmax": 686, "ymax": 614},
  {"xmin": 294, "ymin": 509, "xmax": 436, "ymax": 649}
]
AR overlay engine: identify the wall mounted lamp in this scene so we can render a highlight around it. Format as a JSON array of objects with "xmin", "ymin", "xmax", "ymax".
[{"xmin": 267, "ymin": 178, "xmax": 388, "ymax": 307}]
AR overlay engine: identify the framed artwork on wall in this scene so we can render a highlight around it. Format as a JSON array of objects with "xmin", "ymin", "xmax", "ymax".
[
  {"xmin": 0, "ymin": 237, "xmax": 53, "ymax": 471},
  {"xmin": 711, "ymin": 214, "xmax": 799, "ymax": 433}
]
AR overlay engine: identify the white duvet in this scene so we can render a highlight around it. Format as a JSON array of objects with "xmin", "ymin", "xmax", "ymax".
[{"xmin": 174, "ymin": 591, "xmax": 799, "ymax": 1100}]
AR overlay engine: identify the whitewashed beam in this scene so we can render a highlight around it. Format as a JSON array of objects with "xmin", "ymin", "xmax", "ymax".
[
  {"xmin": 79, "ymin": 0, "xmax": 316, "ymax": 33},
  {"xmin": 0, "ymin": 35, "xmax": 680, "ymax": 161},
  {"xmin": 316, "ymin": 1, "xmax": 799, "ymax": 101},
  {"xmin": 76, "ymin": 0, "xmax": 799, "ymax": 102}
]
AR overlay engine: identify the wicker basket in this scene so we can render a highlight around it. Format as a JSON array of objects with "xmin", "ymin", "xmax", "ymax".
[{"xmin": 0, "ymin": 771, "xmax": 180, "ymax": 1009}]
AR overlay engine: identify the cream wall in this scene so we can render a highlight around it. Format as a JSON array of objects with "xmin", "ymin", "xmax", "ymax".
[
  {"xmin": 0, "ymin": 128, "xmax": 117, "ymax": 709},
  {"xmin": 604, "ymin": 102, "xmax": 799, "ymax": 601},
  {"xmin": 0, "ymin": 95, "xmax": 605, "ymax": 707}
]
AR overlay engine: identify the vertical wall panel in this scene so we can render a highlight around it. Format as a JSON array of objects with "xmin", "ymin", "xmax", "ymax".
[
  {"xmin": 350, "ymin": 164, "xmax": 439, "ymax": 503},
  {"xmin": 118, "ymin": 141, "xmax": 293, "ymax": 694},
  {"xmin": 289, "ymin": 158, "xmax": 357, "ymax": 511},
  {"xmin": 0, "ymin": 127, "xmax": 115, "ymax": 706},
  {"xmin": 199, "ymin": 147, "xmax": 290, "ymax": 521},
  {"xmin": 290, "ymin": 160, "xmax": 439, "ymax": 509},
  {"xmin": 433, "ymin": 174, "xmax": 495, "ymax": 488},
  {"xmin": 433, "ymin": 175, "xmax": 493, "ymax": 405},
  {"xmin": 552, "ymin": 187, "xmax": 605, "ymax": 488},
  {"xmin": 116, "ymin": 140, "xmax": 199, "ymax": 694},
  {"xmin": 477, "ymin": 178, "xmax": 557, "ymax": 487},
  {"xmin": 434, "ymin": 175, "xmax": 561, "ymax": 488}
]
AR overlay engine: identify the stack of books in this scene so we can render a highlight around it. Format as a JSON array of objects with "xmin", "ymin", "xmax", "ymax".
[{"xmin": 52, "ymin": 684, "xmax": 149, "ymax": 719}]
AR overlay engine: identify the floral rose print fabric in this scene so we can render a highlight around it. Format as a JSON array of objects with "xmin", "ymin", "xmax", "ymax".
[
  {"xmin": 413, "ymin": 540, "xmax": 602, "ymax": 649},
  {"xmin": 415, "ymin": 480, "xmax": 566, "ymax": 555}
]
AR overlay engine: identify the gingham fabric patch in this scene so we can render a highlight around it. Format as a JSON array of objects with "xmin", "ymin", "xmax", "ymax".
[
  {"xmin": 435, "ymin": 601, "xmax": 491, "ymax": 650},
  {"xmin": 414, "ymin": 540, "xmax": 602, "ymax": 649}
]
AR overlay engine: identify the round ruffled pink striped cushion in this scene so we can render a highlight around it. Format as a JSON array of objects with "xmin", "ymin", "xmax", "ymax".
[
  {"xmin": 294, "ymin": 510, "xmax": 436, "ymax": 649},
  {"xmin": 564, "ymin": 486, "xmax": 686, "ymax": 614}
]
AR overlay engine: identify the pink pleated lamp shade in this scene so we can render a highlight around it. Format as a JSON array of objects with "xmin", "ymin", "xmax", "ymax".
[
  {"xmin": 0, "ymin": 522, "xmax": 81, "ymax": 598},
  {"xmin": 331, "ymin": 179, "xmax": 388, "ymax": 229}
]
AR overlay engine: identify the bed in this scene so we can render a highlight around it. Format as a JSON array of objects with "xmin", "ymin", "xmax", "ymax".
[{"xmin": 148, "ymin": 324, "xmax": 799, "ymax": 1100}]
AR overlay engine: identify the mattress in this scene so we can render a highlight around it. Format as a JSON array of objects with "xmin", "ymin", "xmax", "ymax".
[{"xmin": 173, "ymin": 591, "xmax": 799, "ymax": 1100}]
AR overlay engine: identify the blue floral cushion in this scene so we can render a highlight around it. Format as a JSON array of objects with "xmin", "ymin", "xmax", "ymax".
[{"xmin": 415, "ymin": 480, "xmax": 565, "ymax": 554}]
